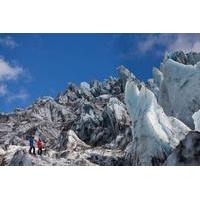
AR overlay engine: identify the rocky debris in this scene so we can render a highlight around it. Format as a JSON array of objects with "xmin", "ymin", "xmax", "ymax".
[
  {"xmin": 54, "ymin": 71, "xmax": 133, "ymax": 149},
  {"xmin": 0, "ymin": 139, "xmax": 124, "ymax": 166},
  {"xmin": 125, "ymin": 80, "xmax": 190, "ymax": 166},
  {"xmin": 9, "ymin": 149, "xmax": 33, "ymax": 166},
  {"xmin": 169, "ymin": 51, "xmax": 200, "ymax": 65},
  {"xmin": 165, "ymin": 131, "xmax": 200, "ymax": 166},
  {"xmin": 72, "ymin": 96, "xmax": 132, "ymax": 149},
  {"xmin": 87, "ymin": 149, "xmax": 125, "ymax": 166},
  {"xmin": 0, "ymin": 65, "xmax": 135, "ymax": 166},
  {"xmin": 0, "ymin": 147, "xmax": 6, "ymax": 165},
  {"xmin": 57, "ymin": 129, "xmax": 90, "ymax": 152},
  {"xmin": 0, "ymin": 113, "xmax": 10, "ymax": 123},
  {"xmin": 1, "ymin": 145, "xmax": 31, "ymax": 166},
  {"xmin": 29, "ymin": 96, "xmax": 76, "ymax": 123}
]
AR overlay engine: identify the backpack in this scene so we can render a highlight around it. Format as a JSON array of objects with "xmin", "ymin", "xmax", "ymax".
[{"xmin": 37, "ymin": 140, "xmax": 43, "ymax": 149}]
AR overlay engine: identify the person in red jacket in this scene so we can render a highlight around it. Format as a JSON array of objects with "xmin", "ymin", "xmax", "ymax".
[{"xmin": 37, "ymin": 138, "xmax": 44, "ymax": 156}]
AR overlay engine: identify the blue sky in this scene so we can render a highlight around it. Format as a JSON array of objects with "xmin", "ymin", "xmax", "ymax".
[{"xmin": 0, "ymin": 33, "xmax": 200, "ymax": 112}]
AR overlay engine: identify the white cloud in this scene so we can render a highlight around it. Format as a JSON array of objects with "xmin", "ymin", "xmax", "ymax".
[
  {"xmin": 137, "ymin": 34, "xmax": 200, "ymax": 54},
  {"xmin": 0, "ymin": 35, "xmax": 18, "ymax": 49},
  {"xmin": 0, "ymin": 58, "xmax": 23, "ymax": 81},
  {"xmin": 168, "ymin": 34, "xmax": 200, "ymax": 52},
  {"xmin": 0, "ymin": 84, "xmax": 8, "ymax": 96},
  {"xmin": 0, "ymin": 57, "xmax": 29, "ymax": 104},
  {"xmin": 7, "ymin": 89, "xmax": 29, "ymax": 102}
]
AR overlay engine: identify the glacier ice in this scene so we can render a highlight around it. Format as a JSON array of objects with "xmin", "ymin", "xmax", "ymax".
[
  {"xmin": 0, "ymin": 66, "xmax": 136, "ymax": 166},
  {"xmin": 158, "ymin": 56, "xmax": 200, "ymax": 128},
  {"xmin": 192, "ymin": 110, "xmax": 200, "ymax": 131},
  {"xmin": 152, "ymin": 67, "xmax": 163, "ymax": 87},
  {"xmin": 125, "ymin": 80, "xmax": 190, "ymax": 165},
  {"xmin": 147, "ymin": 67, "xmax": 163, "ymax": 99},
  {"xmin": 80, "ymin": 82, "xmax": 92, "ymax": 98},
  {"xmin": 147, "ymin": 78, "xmax": 160, "ymax": 99},
  {"xmin": 1, "ymin": 51, "xmax": 200, "ymax": 166}
]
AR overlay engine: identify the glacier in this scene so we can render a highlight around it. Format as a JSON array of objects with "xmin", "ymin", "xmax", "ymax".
[
  {"xmin": 125, "ymin": 79, "xmax": 190, "ymax": 165},
  {"xmin": 1, "ymin": 51, "xmax": 200, "ymax": 166},
  {"xmin": 192, "ymin": 110, "xmax": 200, "ymax": 131},
  {"xmin": 158, "ymin": 53, "xmax": 200, "ymax": 128},
  {"xmin": 0, "ymin": 66, "xmax": 133, "ymax": 166}
]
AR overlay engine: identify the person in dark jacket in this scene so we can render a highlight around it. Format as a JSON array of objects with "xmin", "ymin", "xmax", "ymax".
[
  {"xmin": 28, "ymin": 128, "xmax": 37, "ymax": 155},
  {"xmin": 29, "ymin": 135, "xmax": 36, "ymax": 155},
  {"xmin": 37, "ymin": 138, "xmax": 44, "ymax": 155}
]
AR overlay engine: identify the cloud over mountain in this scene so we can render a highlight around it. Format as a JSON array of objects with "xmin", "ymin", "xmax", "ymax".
[
  {"xmin": 0, "ymin": 58, "xmax": 23, "ymax": 81},
  {"xmin": 0, "ymin": 58, "xmax": 29, "ymax": 103},
  {"xmin": 137, "ymin": 34, "xmax": 200, "ymax": 54}
]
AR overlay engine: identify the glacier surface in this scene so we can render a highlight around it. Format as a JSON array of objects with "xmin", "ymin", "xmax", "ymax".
[
  {"xmin": 125, "ymin": 79, "xmax": 190, "ymax": 165},
  {"xmin": 1, "ymin": 51, "xmax": 200, "ymax": 166},
  {"xmin": 158, "ymin": 56, "xmax": 200, "ymax": 128}
]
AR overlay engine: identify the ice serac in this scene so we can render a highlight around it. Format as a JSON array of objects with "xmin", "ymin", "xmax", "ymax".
[
  {"xmin": 102, "ymin": 97, "xmax": 132, "ymax": 149},
  {"xmin": 147, "ymin": 67, "xmax": 163, "ymax": 99},
  {"xmin": 152, "ymin": 67, "xmax": 163, "ymax": 87},
  {"xmin": 125, "ymin": 80, "xmax": 190, "ymax": 166},
  {"xmin": 165, "ymin": 131, "xmax": 200, "ymax": 166},
  {"xmin": 192, "ymin": 110, "xmax": 200, "ymax": 131},
  {"xmin": 158, "ymin": 52, "xmax": 200, "ymax": 128},
  {"xmin": 80, "ymin": 82, "xmax": 93, "ymax": 99},
  {"xmin": 117, "ymin": 65, "xmax": 137, "ymax": 91}
]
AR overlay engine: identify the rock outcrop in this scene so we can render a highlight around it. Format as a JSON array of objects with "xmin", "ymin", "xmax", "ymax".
[{"xmin": 165, "ymin": 131, "xmax": 200, "ymax": 166}]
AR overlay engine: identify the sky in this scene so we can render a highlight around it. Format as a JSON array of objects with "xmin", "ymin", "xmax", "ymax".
[{"xmin": 0, "ymin": 33, "xmax": 200, "ymax": 112}]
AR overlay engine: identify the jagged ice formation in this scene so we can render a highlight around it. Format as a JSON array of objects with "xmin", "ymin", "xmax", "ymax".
[{"xmin": 1, "ymin": 51, "xmax": 200, "ymax": 166}]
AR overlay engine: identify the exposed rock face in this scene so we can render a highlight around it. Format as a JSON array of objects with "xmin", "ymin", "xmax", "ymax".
[
  {"xmin": 125, "ymin": 80, "xmax": 190, "ymax": 166},
  {"xmin": 165, "ymin": 131, "xmax": 200, "ymax": 166}
]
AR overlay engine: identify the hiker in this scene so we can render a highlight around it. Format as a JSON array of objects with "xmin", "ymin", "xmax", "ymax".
[
  {"xmin": 29, "ymin": 133, "xmax": 36, "ymax": 155},
  {"xmin": 37, "ymin": 138, "xmax": 44, "ymax": 156}
]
